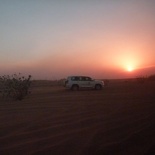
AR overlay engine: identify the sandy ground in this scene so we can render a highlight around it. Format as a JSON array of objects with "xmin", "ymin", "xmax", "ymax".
[{"xmin": 0, "ymin": 80, "xmax": 155, "ymax": 155}]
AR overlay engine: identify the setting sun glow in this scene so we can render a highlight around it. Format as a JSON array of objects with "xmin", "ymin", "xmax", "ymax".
[
  {"xmin": 0, "ymin": 1, "xmax": 155, "ymax": 79},
  {"xmin": 127, "ymin": 66, "xmax": 134, "ymax": 72}
]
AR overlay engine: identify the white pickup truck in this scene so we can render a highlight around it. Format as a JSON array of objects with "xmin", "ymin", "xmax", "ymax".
[{"xmin": 64, "ymin": 76, "xmax": 104, "ymax": 90}]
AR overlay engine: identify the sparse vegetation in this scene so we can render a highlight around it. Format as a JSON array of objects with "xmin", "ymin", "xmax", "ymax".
[
  {"xmin": 148, "ymin": 74, "xmax": 155, "ymax": 81},
  {"xmin": 0, "ymin": 73, "xmax": 32, "ymax": 101},
  {"xmin": 136, "ymin": 74, "xmax": 155, "ymax": 83},
  {"xmin": 136, "ymin": 76, "xmax": 146, "ymax": 83}
]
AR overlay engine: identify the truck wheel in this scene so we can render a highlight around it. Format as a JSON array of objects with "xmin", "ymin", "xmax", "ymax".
[
  {"xmin": 95, "ymin": 84, "xmax": 102, "ymax": 90},
  {"xmin": 71, "ymin": 85, "xmax": 79, "ymax": 91}
]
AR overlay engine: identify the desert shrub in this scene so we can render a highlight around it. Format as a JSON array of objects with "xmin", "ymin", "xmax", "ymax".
[
  {"xmin": 0, "ymin": 73, "xmax": 32, "ymax": 100},
  {"xmin": 148, "ymin": 74, "xmax": 155, "ymax": 81},
  {"xmin": 136, "ymin": 76, "xmax": 146, "ymax": 84}
]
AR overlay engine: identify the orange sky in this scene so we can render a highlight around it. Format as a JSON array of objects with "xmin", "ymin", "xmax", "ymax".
[{"xmin": 0, "ymin": 1, "xmax": 155, "ymax": 79}]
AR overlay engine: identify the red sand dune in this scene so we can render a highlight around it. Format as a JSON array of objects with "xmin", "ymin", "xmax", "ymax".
[{"xmin": 0, "ymin": 80, "xmax": 155, "ymax": 155}]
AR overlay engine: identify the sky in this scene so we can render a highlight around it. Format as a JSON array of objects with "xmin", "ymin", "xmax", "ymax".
[{"xmin": 0, "ymin": 0, "xmax": 155, "ymax": 79}]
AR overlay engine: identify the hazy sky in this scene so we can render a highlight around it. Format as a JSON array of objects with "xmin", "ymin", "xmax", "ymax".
[{"xmin": 0, "ymin": 0, "xmax": 155, "ymax": 79}]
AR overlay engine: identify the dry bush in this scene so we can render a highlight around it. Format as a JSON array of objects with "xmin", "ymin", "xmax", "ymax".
[
  {"xmin": 136, "ymin": 76, "xmax": 146, "ymax": 84},
  {"xmin": 148, "ymin": 74, "xmax": 155, "ymax": 81},
  {"xmin": 0, "ymin": 73, "xmax": 32, "ymax": 101}
]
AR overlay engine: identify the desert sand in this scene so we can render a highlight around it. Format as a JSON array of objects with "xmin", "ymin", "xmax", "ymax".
[{"xmin": 0, "ymin": 79, "xmax": 155, "ymax": 155}]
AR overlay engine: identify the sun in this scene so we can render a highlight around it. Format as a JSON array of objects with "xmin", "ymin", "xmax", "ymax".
[{"xmin": 127, "ymin": 66, "xmax": 134, "ymax": 72}]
